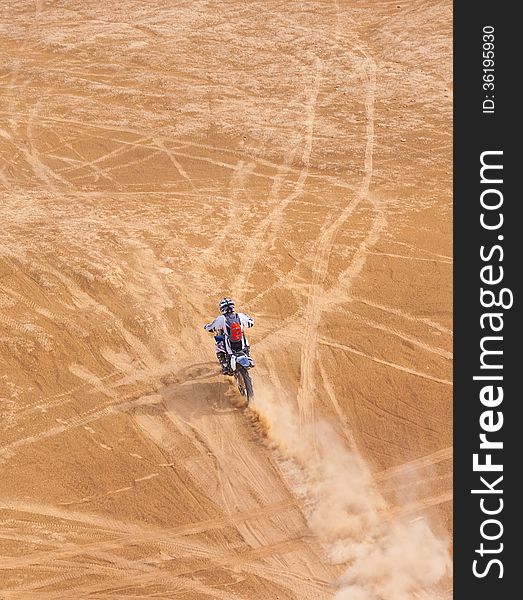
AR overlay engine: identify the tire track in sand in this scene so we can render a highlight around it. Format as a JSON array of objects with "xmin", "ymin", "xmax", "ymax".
[
  {"xmin": 0, "ymin": 394, "xmax": 161, "ymax": 460},
  {"xmin": 234, "ymin": 55, "xmax": 323, "ymax": 301},
  {"xmin": 374, "ymin": 446, "xmax": 453, "ymax": 483},
  {"xmin": 296, "ymin": 52, "xmax": 381, "ymax": 430},
  {"xmin": 319, "ymin": 339, "xmax": 452, "ymax": 386},
  {"xmin": 1, "ymin": 506, "xmax": 326, "ymax": 599}
]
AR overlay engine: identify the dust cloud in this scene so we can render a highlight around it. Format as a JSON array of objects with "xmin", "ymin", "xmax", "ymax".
[{"xmin": 252, "ymin": 383, "xmax": 451, "ymax": 600}]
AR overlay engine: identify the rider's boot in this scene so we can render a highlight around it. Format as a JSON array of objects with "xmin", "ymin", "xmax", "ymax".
[
  {"xmin": 244, "ymin": 345, "xmax": 255, "ymax": 367},
  {"xmin": 217, "ymin": 351, "xmax": 230, "ymax": 375}
]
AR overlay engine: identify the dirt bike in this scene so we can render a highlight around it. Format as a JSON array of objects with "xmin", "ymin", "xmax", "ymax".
[
  {"xmin": 206, "ymin": 329, "xmax": 255, "ymax": 404},
  {"xmin": 230, "ymin": 350, "xmax": 255, "ymax": 404}
]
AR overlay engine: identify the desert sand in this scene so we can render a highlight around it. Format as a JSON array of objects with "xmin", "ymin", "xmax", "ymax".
[{"xmin": 1, "ymin": 1, "xmax": 452, "ymax": 598}]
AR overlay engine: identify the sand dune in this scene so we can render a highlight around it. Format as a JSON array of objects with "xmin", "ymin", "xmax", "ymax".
[{"xmin": 1, "ymin": 1, "xmax": 452, "ymax": 598}]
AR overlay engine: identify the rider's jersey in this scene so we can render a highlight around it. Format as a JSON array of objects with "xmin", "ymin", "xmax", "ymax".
[{"xmin": 205, "ymin": 313, "xmax": 253, "ymax": 354}]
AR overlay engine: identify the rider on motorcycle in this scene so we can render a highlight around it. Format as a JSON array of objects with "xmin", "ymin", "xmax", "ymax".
[{"xmin": 204, "ymin": 298, "xmax": 254, "ymax": 375}]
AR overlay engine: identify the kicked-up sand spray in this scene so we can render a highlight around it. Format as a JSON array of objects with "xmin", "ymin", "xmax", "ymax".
[{"xmin": 251, "ymin": 382, "xmax": 452, "ymax": 600}]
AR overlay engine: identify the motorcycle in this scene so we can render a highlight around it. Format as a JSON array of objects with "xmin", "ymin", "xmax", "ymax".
[{"xmin": 208, "ymin": 331, "xmax": 255, "ymax": 404}]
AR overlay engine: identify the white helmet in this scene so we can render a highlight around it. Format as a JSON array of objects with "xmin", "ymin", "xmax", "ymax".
[{"xmin": 219, "ymin": 297, "xmax": 235, "ymax": 315}]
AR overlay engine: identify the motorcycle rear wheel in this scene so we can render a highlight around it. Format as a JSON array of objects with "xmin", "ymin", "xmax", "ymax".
[{"xmin": 235, "ymin": 367, "xmax": 254, "ymax": 403}]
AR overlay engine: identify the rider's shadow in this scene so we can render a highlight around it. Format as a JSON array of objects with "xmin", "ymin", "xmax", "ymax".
[
  {"xmin": 165, "ymin": 362, "xmax": 218, "ymax": 385},
  {"xmin": 161, "ymin": 378, "xmax": 234, "ymax": 420}
]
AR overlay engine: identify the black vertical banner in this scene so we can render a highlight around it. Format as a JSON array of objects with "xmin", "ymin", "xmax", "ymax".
[{"xmin": 454, "ymin": 2, "xmax": 518, "ymax": 599}]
